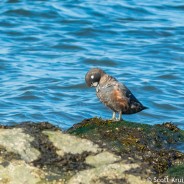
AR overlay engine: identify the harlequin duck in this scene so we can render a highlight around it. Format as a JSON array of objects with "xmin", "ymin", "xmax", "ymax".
[{"xmin": 85, "ymin": 68, "xmax": 147, "ymax": 120}]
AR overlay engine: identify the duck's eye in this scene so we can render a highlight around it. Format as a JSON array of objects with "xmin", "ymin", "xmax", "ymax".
[{"xmin": 91, "ymin": 75, "xmax": 94, "ymax": 79}]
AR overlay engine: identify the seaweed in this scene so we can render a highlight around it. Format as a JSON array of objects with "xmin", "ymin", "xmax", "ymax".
[{"xmin": 67, "ymin": 117, "xmax": 184, "ymax": 176}]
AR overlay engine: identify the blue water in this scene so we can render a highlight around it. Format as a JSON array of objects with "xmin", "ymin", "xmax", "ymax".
[{"xmin": 0, "ymin": 0, "xmax": 184, "ymax": 129}]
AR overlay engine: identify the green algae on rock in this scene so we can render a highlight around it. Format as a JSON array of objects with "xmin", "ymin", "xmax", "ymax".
[
  {"xmin": 0, "ymin": 119, "xmax": 184, "ymax": 184},
  {"xmin": 166, "ymin": 164, "xmax": 184, "ymax": 178},
  {"xmin": 67, "ymin": 117, "xmax": 184, "ymax": 176}
]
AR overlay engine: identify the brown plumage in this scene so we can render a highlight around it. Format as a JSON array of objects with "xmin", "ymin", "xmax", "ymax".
[{"xmin": 85, "ymin": 68, "xmax": 147, "ymax": 120}]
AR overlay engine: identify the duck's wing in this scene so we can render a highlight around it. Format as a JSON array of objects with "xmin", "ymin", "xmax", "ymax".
[
  {"xmin": 97, "ymin": 81, "xmax": 130, "ymax": 112},
  {"xmin": 117, "ymin": 83, "xmax": 147, "ymax": 114}
]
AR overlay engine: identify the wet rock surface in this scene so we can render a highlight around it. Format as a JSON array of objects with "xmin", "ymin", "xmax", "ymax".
[
  {"xmin": 68, "ymin": 118, "xmax": 184, "ymax": 179},
  {"xmin": 0, "ymin": 118, "xmax": 184, "ymax": 184}
]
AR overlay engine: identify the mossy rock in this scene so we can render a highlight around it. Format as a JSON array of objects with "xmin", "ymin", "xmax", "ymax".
[
  {"xmin": 1, "ymin": 119, "xmax": 184, "ymax": 182},
  {"xmin": 166, "ymin": 164, "xmax": 184, "ymax": 177},
  {"xmin": 67, "ymin": 117, "xmax": 184, "ymax": 176}
]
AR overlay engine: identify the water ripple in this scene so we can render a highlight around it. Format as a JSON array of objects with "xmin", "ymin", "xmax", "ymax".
[{"xmin": 0, "ymin": 0, "xmax": 184, "ymax": 129}]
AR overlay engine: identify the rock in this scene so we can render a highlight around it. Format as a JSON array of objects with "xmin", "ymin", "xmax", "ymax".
[
  {"xmin": 68, "ymin": 162, "xmax": 151, "ymax": 184},
  {"xmin": 68, "ymin": 117, "xmax": 184, "ymax": 175},
  {"xmin": 43, "ymin": 130, "xmax": 101, "ymax": 156},
  {"xmin": 0, "ymin": 128, "xmax": 40, "ymax": 162},
  {"xmin": 0, "ymin": 118, "xmax": 184, "ymax": 183},
  {"xmin": 85, "ymin": 151, "xmax": 121, "ymax": 167},
  {"xmin": 0, "ymin": 158, "xmax": 44, "ymax": 184}
]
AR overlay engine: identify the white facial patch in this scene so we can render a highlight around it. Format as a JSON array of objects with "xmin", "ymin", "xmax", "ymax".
[
  {"xmin": 91, "ymin": 75, "xmax": 94, "ymax": 79},
  {"xmin": 92, "ymin": 82, "xmax": 98, "ymax": 87}
]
